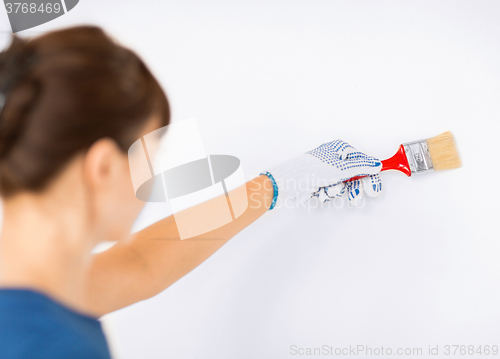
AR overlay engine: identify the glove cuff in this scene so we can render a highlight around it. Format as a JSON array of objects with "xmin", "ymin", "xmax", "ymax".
[{"xmin": 259, "ymin": 171, "xmax": 279, "ymax": 210}]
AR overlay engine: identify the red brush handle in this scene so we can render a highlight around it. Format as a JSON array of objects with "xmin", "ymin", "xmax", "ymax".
[{"xmin": 346, "ymin": 144, "xmax": 411, "ymax": 182}]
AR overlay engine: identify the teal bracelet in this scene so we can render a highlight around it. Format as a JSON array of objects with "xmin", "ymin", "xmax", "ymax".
[{"xmin": 260, "ymin": 171, "xmax": 278, "ymax": 210}]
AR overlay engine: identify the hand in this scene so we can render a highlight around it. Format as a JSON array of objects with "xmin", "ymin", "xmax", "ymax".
[
  {"xmin": 264, "ymin": 139, "xmax": 383, "ymax": 205},
  {"xmin": 313, "ymin": 172, "xmax": 382, "ymax": 206}
]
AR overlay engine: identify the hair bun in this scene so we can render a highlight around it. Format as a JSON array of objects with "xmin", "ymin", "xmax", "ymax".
[
  {"xmin": 0, "ymin": 35, "xmax": 37, "ymax": 97},
  {"xmin": 0, "ymin": 34, "xmax": 39, "ymax": 158}
]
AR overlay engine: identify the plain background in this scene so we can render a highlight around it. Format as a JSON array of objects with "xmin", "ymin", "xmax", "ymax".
[{"xmin": 1, "ymin": 1, "xmax": 500, "ymax": 358}]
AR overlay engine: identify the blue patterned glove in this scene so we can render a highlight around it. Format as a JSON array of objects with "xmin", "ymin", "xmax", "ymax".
[
  {"xmin": 264, "ymin": 139, "xmax": 383, "ymax": 205},
  {"xmin": 314, "ymin": 172, "xmax": 382, "ymax": 206}
]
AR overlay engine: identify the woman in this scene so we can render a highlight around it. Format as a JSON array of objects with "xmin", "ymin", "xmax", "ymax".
[{"xmin": 0, "ymin": 26, "xmax": 382, "ymax": 358}]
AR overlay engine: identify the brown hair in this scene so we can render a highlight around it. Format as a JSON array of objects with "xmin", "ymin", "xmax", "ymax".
[{"xmin": 0, "ymin": 25, "xmax": 170, "ymax": 198}]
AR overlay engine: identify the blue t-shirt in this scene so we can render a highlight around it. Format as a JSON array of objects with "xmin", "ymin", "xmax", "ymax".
[{"xmin": 0, "ymin": 288, "xmax": 111, "ymax": 359}]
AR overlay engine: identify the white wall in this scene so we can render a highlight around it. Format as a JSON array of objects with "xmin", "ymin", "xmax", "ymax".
[{"xmin": 1, "ymin": 1, "xmax": 500, "ymax": 358}]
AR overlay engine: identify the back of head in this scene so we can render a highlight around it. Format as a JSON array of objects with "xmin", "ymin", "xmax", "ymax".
[{"xmin": 0, "ymin": 25, "xmax": 170, "ymax": 198}]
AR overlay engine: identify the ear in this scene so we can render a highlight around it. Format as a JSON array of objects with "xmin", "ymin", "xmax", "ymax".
[{"xmin": 82, "ymin": 138, "xmax": 125, "ymax": 192}]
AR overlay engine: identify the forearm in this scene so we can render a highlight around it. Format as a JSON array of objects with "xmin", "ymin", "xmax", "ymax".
[{"xmin": 83, "ymin": 174, "xmax": 273, "ymax": 316}]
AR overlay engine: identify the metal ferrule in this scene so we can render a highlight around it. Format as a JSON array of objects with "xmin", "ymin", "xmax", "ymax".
[{"xmin": 403, "ymin": 139, "xmax": 434, "ymax": 175}]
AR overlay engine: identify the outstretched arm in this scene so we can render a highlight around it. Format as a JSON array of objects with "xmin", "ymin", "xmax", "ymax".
[
  {"xmin": 83, "ymin": 174, "xmax": 273, "ymax": 316},
  {"xmin": 83, "ymin": 138, "xmax": 384, "ymax": 316}
]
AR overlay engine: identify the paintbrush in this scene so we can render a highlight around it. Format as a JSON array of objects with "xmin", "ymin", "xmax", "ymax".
[{"xmin": 348, "ymin": 131, "xmax": 462, "ymax": 181}]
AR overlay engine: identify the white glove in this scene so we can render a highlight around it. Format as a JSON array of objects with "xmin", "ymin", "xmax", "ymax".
[
  {"xmin": 313, "ymin": 169, "xmax": 383, "ymax": 206},
  {"xmin": 263, "ymin": 139, "xmax": 383, "ymax": 207}
]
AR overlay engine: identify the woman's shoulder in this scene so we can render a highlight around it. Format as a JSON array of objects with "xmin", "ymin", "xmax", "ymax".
[{"xmin": 0, "ymin": 288, "xmax": 111, "ymax": 359}]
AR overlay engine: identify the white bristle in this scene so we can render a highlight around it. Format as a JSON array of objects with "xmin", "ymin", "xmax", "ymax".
[{"xmin": 426, "ymin": 131, "xmax": 462, "ymax": 171}]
